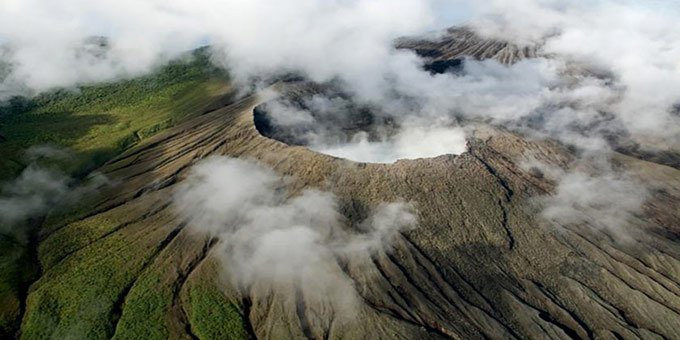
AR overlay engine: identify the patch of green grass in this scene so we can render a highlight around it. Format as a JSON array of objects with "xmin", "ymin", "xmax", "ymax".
[
  {"xmin": 108, "ymin": 211, "xmax": 189, "ymax": 340},
  {"xmin": 111, "ymin": 270, "xmax": 172, "ymax": 340},
  {"xmin": 183, "ymin": 260, "xmax": 248, "ymax": 340},
  {"xmin": 111, "ymin": 240, "xmax": 249, "ymax": 340},
  {"xmin": 38, "ymin": 189, "xmax": 160, "ymax": 271},
  {"xmin": 187, "ymin": 286, "xmax": 248, "ymax": 340}
]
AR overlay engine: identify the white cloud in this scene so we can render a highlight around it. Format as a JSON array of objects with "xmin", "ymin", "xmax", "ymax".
[
  {"xmin": 469, "ymin": 0, "xmax": 680, "ymax": 145},
  {"xmin": 3, "ymin": 0, "xmax": 678, "ymax": 150},
  {"xmin": 0, "ymin": 165, "xmax": 70, "ymax": 227},
  {"xmin": 173, "ymin": 157, "xmax": 417, "ymax": 313},
  {"xmin": 541, "ymin": 167, "xmax": 648, "ymax": 241},
  {"xmin": 0, "ymin": 0, "xmax": 437, "ymax": 99},
  {"xmin": 0, "ymin": 146, "xmax": 107, "ymax": 229}
]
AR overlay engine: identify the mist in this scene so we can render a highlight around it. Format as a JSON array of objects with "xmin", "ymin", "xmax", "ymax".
[
  {"xmin": 469, "ymin": 0, "xmax": 680, "ymax": 146},
  {"xmin": 0, "ymin": 146, "xmax": 107, "ymax": 231},
  {"xmin": 521, "ymin": 154, "xmax": 651, "ymax": 241},
  {"xmin": 543, "ymin": 170, "xmax": 648, "ymax": 241},
  {"xmin": 173, "ymin": 156, "xmax": 417, "ymax": 314}
]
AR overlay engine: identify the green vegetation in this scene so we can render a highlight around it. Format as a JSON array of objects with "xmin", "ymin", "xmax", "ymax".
[
  {"xmin": 0, "ymin": 47, "xmax": 231, "ymax": 181},
  {"xmin": 182, "ymin": 259, "xmax": 249, "ymax": 340},
  {"xmin": 185, "ymin": 283, "xmax": 248, "ymax": 339},
  {"xmin": 0, "ymin": 47, "xmax": 232, "ymax": 337},
  {"xmin": 0, "ymin": 229, "xmax": 38, "ymax": 337},
  {"xmin": 20, "ymin": 212, "xmax": 178, "ymax": 339},
  {"xmin": 111, "ymin": 268, "xmax": 175, "ymax": 339},
  {"xmin": 112, "ymin": 239, "xmax": 248, "ymax": 340}
]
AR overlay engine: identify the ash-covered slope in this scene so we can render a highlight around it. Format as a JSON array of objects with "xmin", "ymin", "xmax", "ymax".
[{"xmin": 14, "ymin": 30, "xmax": 680, "ymax": 339}]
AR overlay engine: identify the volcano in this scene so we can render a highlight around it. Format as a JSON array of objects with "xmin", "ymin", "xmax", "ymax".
[{"xmin": 4, "ymin": 28, "xmax": 680, "ymax": 339}]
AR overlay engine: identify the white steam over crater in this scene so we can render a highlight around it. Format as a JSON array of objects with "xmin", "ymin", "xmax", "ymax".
[
  {"xmin": 254, "ymin": 94, "xmax": 467, "ymax": 164},
  {"xmin": 310, "ymin": 125, "xmax": 467, "ymax": 163}
]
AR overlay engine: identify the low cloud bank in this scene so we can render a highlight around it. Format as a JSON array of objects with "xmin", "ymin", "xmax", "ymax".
[
  {"xmin": 173, "ymin": 156, "xmax": 417, "ymax": 313},
  {"xmin": 3, "ymin": 1, "xmax": 678, "ymax": 151},
  {"xmin": 2, "ymin": 0, "xmax": 678, "ymax": 148},
  {"xmin": 469, "ymin": 0, "xmax": 680, "ymax": 146}
]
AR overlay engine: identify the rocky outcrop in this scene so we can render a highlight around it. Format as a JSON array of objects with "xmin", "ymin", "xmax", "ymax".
[{"xmin": 397, "ymin": 27, "xmax": 539, "ymax": 72}]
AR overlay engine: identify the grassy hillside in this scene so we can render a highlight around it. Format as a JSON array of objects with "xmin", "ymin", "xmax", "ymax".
[
  {"xmin": 0, "ymin": 47, "xmax": 232, "ymax": 337},
  {"xmin": 0, "ymin": 47, "xmax": 230, "ymax": 181}
]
